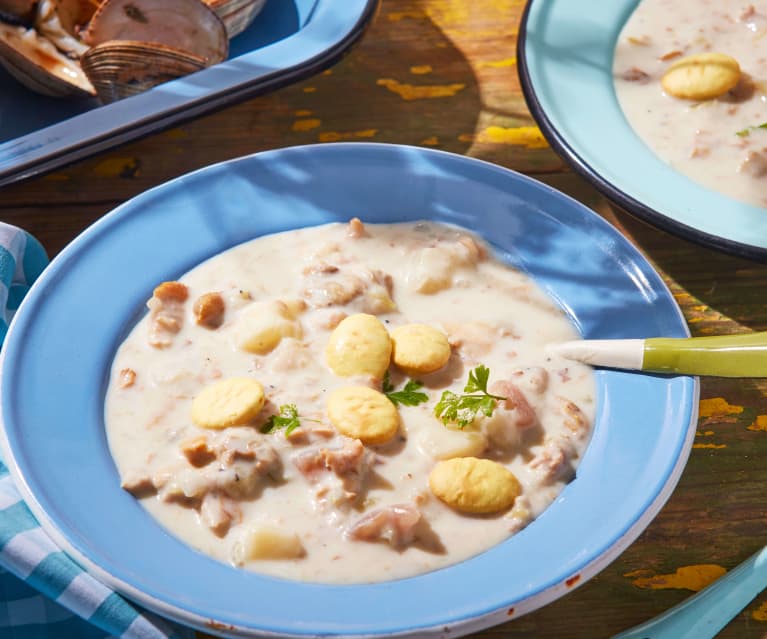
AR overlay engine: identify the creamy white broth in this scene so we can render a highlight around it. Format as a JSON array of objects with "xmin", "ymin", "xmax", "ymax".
[
  {"xmin": 613, "ymin": 0, "xmax": 767, "ymax": 207},
  {"xmin": 105, "ymin": 221, "xmax": 595, "ymax": 584}
]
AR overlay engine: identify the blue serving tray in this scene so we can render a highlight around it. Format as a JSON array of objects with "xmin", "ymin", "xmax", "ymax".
[{"xmin": 0, "ymin": 0, "xmax": 378, "ymax": 186}]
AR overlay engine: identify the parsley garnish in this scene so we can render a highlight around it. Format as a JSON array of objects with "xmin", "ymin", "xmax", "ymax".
[
  {"xmin": 382, "ymin": 371, "xmax": 429, "ymax": 407},
  {"xmin": 433, "ymin": 364, "xmax": 507, "ymax": 428},
  {"xmin": 736, "ymin": 122, "xmax": 767, "ymax": 137},
  {"xmin": 260, "ymin": 404, "xmax": 302, "ymax": 436}
]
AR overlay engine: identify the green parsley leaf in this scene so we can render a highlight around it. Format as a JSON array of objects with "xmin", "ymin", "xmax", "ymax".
[
  {"xmin": 434, "ymin": 365, "xmax": 507, "ymax": 428},
  {"xmin": 736, "ymin": 122, "xmax": 767, "ymax": 137},
  {"xmin": 464, "ymin": 364, "xmax": 490, "ymax": 394},
  {"xmin": 383, "ymin": 372, "xmax": 429, "ymax": 407},
  {"xmin": 260, "ymin": 404, "xmax": 302, "ymax": 436}
]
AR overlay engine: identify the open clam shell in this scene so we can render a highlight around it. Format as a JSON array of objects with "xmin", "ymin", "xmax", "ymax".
[
  {"xmin": 84, "ymin": 0, "xmax": 228, "ymax": 64},
  {"xmin": 204, "ymin": 0, "xmax": 266, "ymax": 39},
  {"xmin": 0, "ymin": 0, "xmax": 37, "ymax": 24},
  {"xmin": 0, "ymin": 21, "xmax": 95, "ymax": 96},
  {"xmin": 80, "ymin": 39, "xmax": 207, "ymax": 103},
  {"xmin": 35, "ymin": 0, "xmax": 91, "ymax": 57}
]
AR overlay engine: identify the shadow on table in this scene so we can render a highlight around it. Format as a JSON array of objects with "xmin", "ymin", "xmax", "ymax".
[{"xmin": 609, "ymin": 205, "xmax": 767, "ymax": 333}]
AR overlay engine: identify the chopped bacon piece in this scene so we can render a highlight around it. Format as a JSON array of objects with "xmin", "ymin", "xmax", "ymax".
[
  {"xmin": 119, "ymin": 368, "xmax": 136, "ymax": 388},
  {"xmin": 193, "ymin": 292, "xmax": 225, "ymax": 329},
  {"xmin": 347, "ymin": 217, "xmax": 367, "ymax": 238},
  {"xmin": 147, "ymin": 281, "xmax": 189, "ymax": 348},
  {"xmin": 620, "ymin": 67, "xmax": 650, "ymax": 83},
  {"xmin": 121, "ymin": 472, "xmax": 157, "ymax": 498},
  {"xmin": 558, "ymin": 398, "xmax": 589, "ymax": 438},
  {"xmin": 180, "ymin": 436, "xmax": 215, "ymax": 468},
  {"xmin": 658, "ymin": 50, "xmax": 682, "ymax": 61},
  {"xmin": 346, "ymin": 503, "xmax": 421, "ymax": 549},
  {"xmin": 153, "ymin": 281, "xmax": 189, "ymax": 302}
]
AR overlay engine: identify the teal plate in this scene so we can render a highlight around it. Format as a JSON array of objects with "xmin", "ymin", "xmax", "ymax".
[{"xmin": 517, "ymin": 0, "xmax": 767, "ymax": 262}]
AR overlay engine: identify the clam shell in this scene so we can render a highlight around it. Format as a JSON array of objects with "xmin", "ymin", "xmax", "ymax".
[
  {"xmin": 54, "ymin": 0, "xmax": 101, "ymax": 37},
  {"xmin": 84, "ymin": 0, "xmax": 227, "ymax": 64},
  {"xmin": 203, "ymin": 0, "xmax": 266, "ymax": 39},
  {"xmin": 0, "ymin": 22, "xmax": 95, "ymax": 96},
  {"xmin": 0, "ymin": 0, "xmax": 37, "ymax": 24},
  {"xmin": 35, "ymin": 0, "xmax": 90, "ymax": 57},
  {"xmin": 80, "ymin": 39, "xmax": 207, "ymax": 103}
]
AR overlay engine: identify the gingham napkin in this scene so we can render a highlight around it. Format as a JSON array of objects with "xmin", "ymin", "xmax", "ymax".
[{"xmin": 0, "ymin": 222, "xmax": 193, "ymax": 639}]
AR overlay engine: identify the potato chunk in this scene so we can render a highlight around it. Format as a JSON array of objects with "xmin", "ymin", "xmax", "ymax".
[
  {"xmin": 416, "ymin": 426, "xmax": 487, "ymax": 461},
  {"xmin": 234, "ymin": 526, "xmax": 306, "ymax": 562},
  {"xmin": 231, "ymin": 300, "xmax": 302, "ymax": 354}
]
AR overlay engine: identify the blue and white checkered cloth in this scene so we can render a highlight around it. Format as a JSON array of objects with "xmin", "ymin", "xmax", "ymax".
[{"xmin": 0, "ymin": 222, "xmax": 194, "ymax": 639}]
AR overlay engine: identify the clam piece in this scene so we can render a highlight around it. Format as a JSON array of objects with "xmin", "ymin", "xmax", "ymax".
[
  {"xmin": 84, "ymin": 0, "xmax": 228, "ymax": 64},
  {"xmin": 35, "ymin": 0, "xmax": 89, "ymax": 57},
  {"xmin": 0, "ymin": 0, "xmax": 37, "ymax": 24},
  {"xmin": 55, "ymin": 0, "xmax": 100, "ymax": 34},
  {"xmin": 203, "ymin": 0, "xmax": 265, "ymax": 39},
  {"xmin": 81, "ymin": 39, "xmax": 207, "ymax": 103},
  {"xmin": 0, "ymin": 21, "xmax": 94, "ymax": 96}
]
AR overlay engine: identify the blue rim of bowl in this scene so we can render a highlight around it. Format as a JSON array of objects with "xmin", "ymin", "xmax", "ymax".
[
  {"xmin": 0, "ymin": 0, "xmax": 379, "ymax": 187},
  {"xmin": 0, "ymin": 143, "xmax": 700, "ymax": 637},
  {"xmin": 516, "ymin": 0, "xmax": 767, "ymax": 263}
]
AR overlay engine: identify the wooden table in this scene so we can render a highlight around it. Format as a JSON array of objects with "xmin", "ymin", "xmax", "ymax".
[{"xmin": 2, "ymin": 1, "xmax": 766, "ymax": 637}]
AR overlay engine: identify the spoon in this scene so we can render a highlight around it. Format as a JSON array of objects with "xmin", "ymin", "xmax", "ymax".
[
  {"xmin": 611, "ymin": 545, "xmax": 767, "ymax": 639},
  {"xmin": 549, "ymin": 332, "xmax": 767, "ymax": 377}
]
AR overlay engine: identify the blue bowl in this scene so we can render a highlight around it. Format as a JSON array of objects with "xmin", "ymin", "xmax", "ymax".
[
  {"xmin": 0, "ymin": 143, "xmax": 698, "ymax": 637},
  {"xmin": 518, "ymin": 0, "xmax": 767, "ymax": 261}
]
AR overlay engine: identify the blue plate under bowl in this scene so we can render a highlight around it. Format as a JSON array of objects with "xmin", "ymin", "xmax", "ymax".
[
  {"xmin": 0, "ymin": 0, "xmax": 378, "ymax": 187},
  {"xmin": 0, "ymin": 143, "xmax": 698, "ymax": 637},
  {"xmin": 518, "ymin": 0, "xmax": 767, "ymax": 262}
]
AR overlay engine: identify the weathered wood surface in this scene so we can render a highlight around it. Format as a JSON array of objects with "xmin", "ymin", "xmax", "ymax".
[{"xmin": 1, "ymin": 1, "xmax": 765, "ymax": 637}]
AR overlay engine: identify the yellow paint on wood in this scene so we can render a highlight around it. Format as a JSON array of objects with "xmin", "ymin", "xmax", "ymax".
[
  {"xmin": 163, "ymin": 128, "xmax": 188, "ymax": 140},
  {"xmin": 747, "ymin": 415, "xmax": 767, "ymax": 431},
  {"xmin": 753, "ymin": 599, "xmax": 767, "ymax": 621},
  {"xmin": 693, "ymin": 443, "xmax": 727, "ymax": 449},
  {"xmin": 292, "ymin": 119, "xmax": 321, "ymax": 132},
  {"xmin": 318, "ymin": 129, "xmax": 378, "ymax": 142},
  {"xmin": 387, "ymin": 10, "xmax": 426, "ymax": 21},
  {"xmin": 92, "ymin": 157, "xmax": 140, "ymax": 179},
  {"xmin": 626, "ymin": 564, "xmax": 726, "ymax": 592},
  {"xmin": 42, "ymin": 172, "xmax": 69, "ymax": 181},
  {"xmin": 472, "ymin": 126, "xmax": 548, "ymax": 149},
  {"xmin": 695, "ymin": 430, "xmax": 715, "ymax": 436},
  {"xmin": 699, "ymin": 397, "xmax": 744, "ymax": 417},
  {"xmin": 410, "ymin": 65, "xmax": 433, "ymax": 74},
  {"xmin": 420, "ymin": 136, "xmax": 439, "ymax": 146},
  {"xmin": 376, "ymin": 78, "xmax": 465, "ymax": 100},
  {"xmin": 478, "ymin": 57, "xmax": 517, "ymax": 68},
  {"xmin": 294, "ymin": 110, "xmax": 313, "ymax": 117}
]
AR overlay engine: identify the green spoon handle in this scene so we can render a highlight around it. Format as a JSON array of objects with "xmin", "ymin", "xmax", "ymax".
[{"xmin": 644, "ymin": 332, "xmax": 767, "ymax": 377}]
